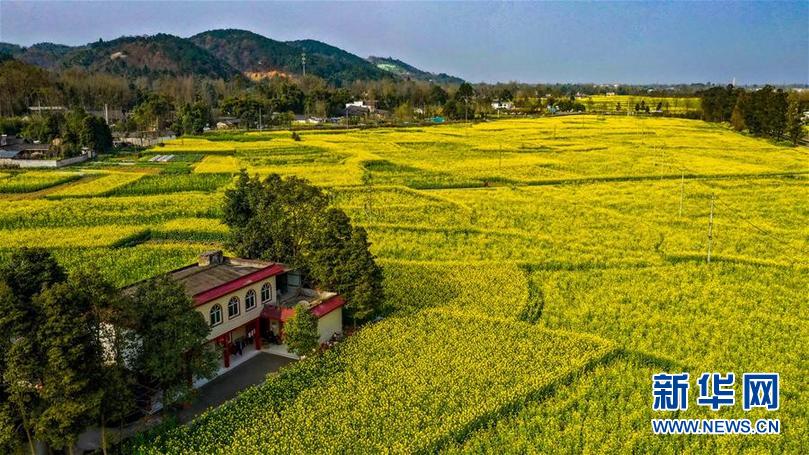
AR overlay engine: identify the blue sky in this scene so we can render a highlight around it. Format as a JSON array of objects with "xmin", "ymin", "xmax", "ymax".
[{"xmin": 1, "ymin": 1, "xmax": 806, "ymax": 84}]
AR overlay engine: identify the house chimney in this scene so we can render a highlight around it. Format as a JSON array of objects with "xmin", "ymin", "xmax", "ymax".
[{"xmin": 198, "ymin": 250, "xmax": 224, "ymax": 266}]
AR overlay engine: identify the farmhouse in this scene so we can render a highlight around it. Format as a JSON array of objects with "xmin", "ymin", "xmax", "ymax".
[
  {"xmin": 0, "ymin": 134, "xmax": 93, "ymax": 168},
  {"xmin": 162, "ymin": 250, "xmax": 344, "ymax": 368},
  {"xmin": 345, "ymin": 100, "xmax": 376, "ymax": 112},
  {"xmin": 491, "ymin": 100, "xmax": 515, "ymax": 110}
]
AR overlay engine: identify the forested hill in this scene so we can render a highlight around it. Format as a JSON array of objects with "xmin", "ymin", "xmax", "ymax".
[
  {"xmin": 0, "ymin": 34, "xmax": 241, "ymax": 80},
  {"xmin": 1, "ymin": 29, "xmax": 460, "ymax": 86},
  {"xmin": 59, "ymin": 34, "xmax": 241, "ymax": 80},
  {"xmin": 190, "ymin": 30, "xmax": 389, "ymax": 85},
  {"xmin": 283, "ymin": 39, "xmax": 390, "ymax": 84},
  {"xmin": 368, "ymin": 56, "xmax": 464, "ymax": 84},
  {"xmin": 188, "ymin": 29, "xmax": 302, "ymax": 77}
]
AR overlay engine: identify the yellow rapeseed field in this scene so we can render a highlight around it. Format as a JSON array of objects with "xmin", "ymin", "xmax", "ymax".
[{"xmin": 1, "ymin": 116, "xmax": 806, "ymax": 453}]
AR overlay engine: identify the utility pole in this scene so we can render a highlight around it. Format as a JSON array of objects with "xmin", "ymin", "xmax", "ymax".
[
  {"xmin": 678, "ymin": 172, "xmax": 685, "ymax": 217},
  {"xmin": 707, "ymin": 194, "xmax": 715, "ymax": 263},
  {"xmin": 104, "ymin": 103, "xmax": 109, "ymax": 125},
  {"xmin": 258, "ymin": 107, "xmax": 263, "ymax": 131}
]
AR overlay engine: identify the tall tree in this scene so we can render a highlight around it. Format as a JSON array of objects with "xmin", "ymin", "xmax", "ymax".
[
  {"xmin": 224, "ymin": 171, "xmax": 330, "ymax": 272},
  {"xmin": 34, "ymin": 275, "xmax": 104, "ymax": 454},
  {"xmin": 0, "ymin": 249, "xmax": 65, "ymax": 453},
  {"xmin": 79, "ymin": 115, "xmax": 113, "ymax": 152},
  {"xmin": 730, "ymin": 93, "xmax": 748, "ymax": 131},
  {"xmin": 224, "ymin": 172, "xmax": 384, "ymax": 322},
  {"xmin": 82, "ymin": 269, "xmax": 136, "ymax": 455},
  {"xmin": 341, "ymin": 227, "xmax": 385, "ymax": 323},
  {"xmin": 131, "ymin": 275, "xmax": 217, "ymax": 407},
  {"xmin": 0, "ymin": 283, "xmax": 23, "ymax": 454},
  {"xmin": 427, "ymin": 85, "xmax": 449, "ymax": 106},
  {"xmin": 786, "ymin": 93, "xmax": 806, "ymax": 146}
]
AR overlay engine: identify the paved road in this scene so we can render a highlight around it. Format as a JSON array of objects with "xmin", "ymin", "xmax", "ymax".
[{"xmin": 179, "ymin": 352, "xmax": 296, "ymax": 423}]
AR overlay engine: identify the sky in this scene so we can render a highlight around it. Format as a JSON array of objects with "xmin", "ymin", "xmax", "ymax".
[{"xmin": 0, "ymin": 1, "xmax": 806, "ymax": 85}]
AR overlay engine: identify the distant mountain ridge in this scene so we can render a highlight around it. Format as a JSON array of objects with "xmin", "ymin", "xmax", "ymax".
[
  {"xmin": 368, "ymin": 56, "xmax": 464, "ymax": 84},
  {"xmin": 189, "ymin": 29, "xmax": 390, "ymax": 85},
  {"xmin": 0, "ymin": 29, "xmax": 463, "ymax": 86}
]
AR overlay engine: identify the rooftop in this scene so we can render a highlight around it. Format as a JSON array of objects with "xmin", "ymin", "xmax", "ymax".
[
  {"xmin": 123, "ymin": 250, "xmax": 288, "ymax": 306},
  {"xmin": 171, "ymin": 260, "xmax": 271, "ymax": 296}
]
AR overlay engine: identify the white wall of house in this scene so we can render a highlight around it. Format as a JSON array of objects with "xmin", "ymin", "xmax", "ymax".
[
  {"xmin": 0, "ymin": 154, "xmax": 89, "ymax": 168},
  {"xmin": 197, "ymin": 275, "xmax": 277, "ymax": 341},
  {"xmin": 317, "ymin": 307, "xmax": 343, "ymax": 343}
]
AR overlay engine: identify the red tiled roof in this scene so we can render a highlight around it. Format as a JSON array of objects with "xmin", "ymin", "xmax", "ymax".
[
  {"xmin": 193, "ymin": 264, "xmax": 286, "ymax": 306},
  {"xmin": 311, "ymin": 295, "xmax": 346, "ymax": 318},
  {"xmin": 260, "ymin": 295, "xmax": 345, "ymax": 322}
]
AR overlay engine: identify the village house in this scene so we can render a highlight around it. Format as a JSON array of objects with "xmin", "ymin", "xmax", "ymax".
[
  {"xmin": 215, "ymin": 117, "xmax": 241, "ymax": 129},
  {"xmin": 491, "ymin": 100, "xmax": 515, "ymax": 111},
  {"xmin": 161, "ymin": 250, "xmax": 345, "ymax": 369},
  {"xmin": 293, "ymin": 114, "xmax": 324, "ymax": 125},
  {"xmin": 0, "ymin": 134, "xmax": 94, "ymax": 168},
  {"xmin": 345, "ymin": 100, "xmax": 376, "ymax": 113}
]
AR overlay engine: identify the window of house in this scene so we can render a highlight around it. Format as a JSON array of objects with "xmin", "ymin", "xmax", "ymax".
[
  {"xmin": 261, "ymin": 282, "xmax": 272, "ymax": 304},
  {"xmin": 228, "ymin": 296, "xmax": 240, "ymax": 319},
  {"xmin": 210, "ymin": 304, "xmax": 222, "ymax": 326},
  {"xmin": 245, "ymin": 289, "xmax": 256, "ymax": 311}
]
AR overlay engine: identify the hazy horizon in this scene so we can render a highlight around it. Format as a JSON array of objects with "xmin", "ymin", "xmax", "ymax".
[{"xmin": 1, "ymin": 1, "xmax": 807, "ymax": 85}]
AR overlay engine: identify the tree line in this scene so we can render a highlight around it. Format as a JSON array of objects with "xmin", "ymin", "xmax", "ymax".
[
  {"xmin": 3, "ymin": 108, "xmax": 113, "ymax": 157},
  {"xmin": 699, "ymin": 85, "xmax": 807, "ymax": 145}
]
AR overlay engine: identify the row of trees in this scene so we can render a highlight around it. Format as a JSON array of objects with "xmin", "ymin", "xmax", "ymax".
[
  {"xmin": 0, "ymin": 249, "xmax": 216, "ymax": 454},
  {"xmin": 14, "ymin": 108, "xmax": 113, "ymax": 157},
  {"xmin": 700, "ymin": 85, "xmax": 806, "ymax": 144}
]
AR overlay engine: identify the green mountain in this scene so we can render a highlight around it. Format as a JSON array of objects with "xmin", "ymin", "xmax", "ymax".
[
  {"xmin": 60, "ymin": 34, "xmax": 241, "ymax": 79},
  {"xmin": 189, "ymin": 29, "xmax": 301, "ymax": 76},
  {"xmin": 191, "ymin": 30, "xmax": 390, "ymax": 85},
  {"xmin": 17, "ymin": 43, "xmax": 73, "ymax": 69},
  {"xmin": 368, "ymin": 56, "xmax": 464, "ymax": 84},
  {"xmin": 1, "ymin": 36, "xmax": 238, "ymax": 80},
  {"xmin": 0, "ymin": 30, "xmax": 461, "ymax": 86},
  {"xmin": 285, "ymin": 39, "xmax": 389, "ymax": 84},
  {"xmin": 0, "ymin": 43, "xmax": 23, "ymax": 56}
]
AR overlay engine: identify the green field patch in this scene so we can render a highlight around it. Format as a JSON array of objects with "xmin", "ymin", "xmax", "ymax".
[
  {"xmin": 0, "ymin": 171, "xmax": 83, "ymax": 193},
  {"xmin": 107, "ymin": 173, "xmax": 233, "ymax": 196},
  {"xmin": 46, "ymin": 172, "xmax": 147, "ymax": 198},
  {"xmin": 151, "ymin": 217, "xmax": 229, "ymax": 243},
  {"xmin": 0, "ymin": 225, "xmax": 148, "ymax": 249},
  {"xmin": 362, "ymin": 159, "xmax": 481, "ymax": 189},
  {"xmin": 238, "ymin": 145, "xmax": 348, "ymax": 166},
  {"xmin": 48, "ymin": 243, "xmax": 203, "ymax": 287},
  {"xmin": 0, "ymin": 193, "xmax": 222, "ymax": 229}
]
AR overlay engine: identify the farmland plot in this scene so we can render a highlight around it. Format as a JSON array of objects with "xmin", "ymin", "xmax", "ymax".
[{"xmin": 1, "ymin": 117, "xmax": 806, "ymax": 453}]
